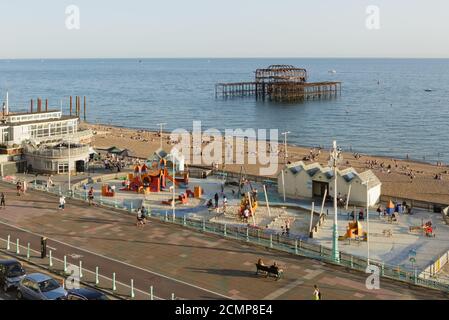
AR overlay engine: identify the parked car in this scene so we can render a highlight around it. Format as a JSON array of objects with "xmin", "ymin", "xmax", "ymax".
[
  {"xmin": 0, "ymin": 259, "xmax": 26, "ymax": 292},
  {"xmin": 17, "ymin": 273, "xmax": 67, "ymax": 300},
  {"xmin": 67, "ymin": 288, "xmax": 109, "ymax": 300}
]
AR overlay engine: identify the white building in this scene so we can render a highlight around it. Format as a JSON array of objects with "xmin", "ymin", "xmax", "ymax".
[
  {"xmin": 278, "ymin": 161, "xmax": 382, "ymax": 206},
  {"xmin": 0, "ymin": 100, "xmax": 93, "ymax": 174}
]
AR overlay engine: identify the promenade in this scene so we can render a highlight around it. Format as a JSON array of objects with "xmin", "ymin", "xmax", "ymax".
[{"xmin": 0, "ymin": 182, "xmax": 445, "ymax": 300}]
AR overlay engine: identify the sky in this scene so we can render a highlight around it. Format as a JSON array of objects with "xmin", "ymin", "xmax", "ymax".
[{"xmin": 0, "ymin": 0, "xmax": 448, "ymax": 59}]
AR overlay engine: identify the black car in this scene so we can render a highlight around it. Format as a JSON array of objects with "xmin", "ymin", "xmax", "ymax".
[
  {"xmin": 66, "ymin": 288, "xmax": 109, "ymax": 300},
  {"xmin": 0, "ymin": 259, "xmax": 26, "ymax": 292}
]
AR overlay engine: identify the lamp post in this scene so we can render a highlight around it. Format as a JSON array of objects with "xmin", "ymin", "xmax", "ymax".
[
  {"xmin": 329, "ymin": 141, "xmax": 342, "ymax": 263},
  {"xmin": 157, "ymin": 123, "xmax": 167, "ymax": 150},
  {"xmin": 363, "ymin": 178, "xmax": 372, "ymax": 265},
  {"xmin": 281, "ymin": 131, "xmax": 291, "ymax": 164}
]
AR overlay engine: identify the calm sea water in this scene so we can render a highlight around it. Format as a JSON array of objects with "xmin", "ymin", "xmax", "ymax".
[{"xmin": 1, "ymin": 58, "xmax": 448, "ymax": 162}]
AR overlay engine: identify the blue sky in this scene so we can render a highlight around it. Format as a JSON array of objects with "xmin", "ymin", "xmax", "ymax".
[{"xmin": 0, "ymin": 0, "xmax": 448, "ymax": 58}]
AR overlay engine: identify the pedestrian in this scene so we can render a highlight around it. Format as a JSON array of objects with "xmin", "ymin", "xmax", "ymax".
[
  {"xmin": 59, "ymin": 195, "xmax": 66, "ymax": 210},
  {"xmin": 0, "ymin": 192, "xmax": 5, "ymax": 209},
  {"xmin": 16, "ymin": 181, "xmax": 21, "ymax": 196},
  {"xmin": 22, "ymin": 180, "xmax": 27, "ymax": 195},
  {"xmin": 313, "ymin": 285, "xmax": 321, "ymax": 300},
  {"xmin": 214, "ymin": 193, "xmax": 219, "ymax": 209},
  {"xmin": 88, "ymin": 187, "xmax": 94, "ymax": 206}
]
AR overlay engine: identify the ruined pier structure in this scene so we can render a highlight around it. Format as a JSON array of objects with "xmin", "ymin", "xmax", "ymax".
[{"xmin": 215, "ymin": 65, "xmax": 341, "ymax": 102}]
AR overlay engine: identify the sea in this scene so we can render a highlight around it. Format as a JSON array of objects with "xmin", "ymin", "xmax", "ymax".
[{"xmin": 0, "ymin": 58, "xmax": 448, "ymax": 163}]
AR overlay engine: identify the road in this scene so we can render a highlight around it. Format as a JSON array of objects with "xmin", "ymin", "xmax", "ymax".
[{"xmin": 0, "ymin": 181, "xmax": 447, "ymax": 300}]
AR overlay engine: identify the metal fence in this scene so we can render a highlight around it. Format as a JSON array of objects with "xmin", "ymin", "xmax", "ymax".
[{"xmin": 3, "ymin": 177, "xmax": 449, "ymax": 293}]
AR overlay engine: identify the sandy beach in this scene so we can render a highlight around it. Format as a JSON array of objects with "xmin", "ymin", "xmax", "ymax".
[{"xmin": 81, "ymin": 122, "xmax": 449, "ymax": 205}]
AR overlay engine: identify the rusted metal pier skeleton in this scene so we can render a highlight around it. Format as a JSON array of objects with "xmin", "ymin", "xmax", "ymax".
[{"xmin": 215, "ymin": 65, "xmax": 341, "ymax": 102}]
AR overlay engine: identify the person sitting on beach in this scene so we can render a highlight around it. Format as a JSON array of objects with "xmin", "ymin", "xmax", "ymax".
[
  {"xmin": 257, "ymin": 258, "xmax": 265, "ymax": 266},
  {"xmin": 206, "ymin": 199, "xmax": 213, "ymax": 208}
]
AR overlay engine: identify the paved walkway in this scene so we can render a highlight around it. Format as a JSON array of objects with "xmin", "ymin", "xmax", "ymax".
[{"xmin": 0, "ymin": 182, "xmax": 446, "ymax": 300}]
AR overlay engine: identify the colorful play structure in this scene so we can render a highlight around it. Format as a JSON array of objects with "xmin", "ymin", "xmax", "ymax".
[
  {"xmin": 101, "ymin": 184, "xmax": 115, "ymax": 197},
  {"xmin": 339, "ymin": 221, "xmax": 367, "ymax": 241},
  {"xmin": 239, "ymin": 193, "xmax": 258, "ymax": 220},
  {"xmin": 121, "ymin": 158, "xmax": 189, "ymax": 194}
]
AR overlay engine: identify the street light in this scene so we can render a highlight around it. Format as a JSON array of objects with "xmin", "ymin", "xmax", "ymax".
[
  {"xmin": 329, "ymin": 140, "xmax": 342, "ymax": 263},
  {"xmin": 362, "ymin": 178, "xmax": 372, "ymax": 265},
  {"xmin": 281, "ymin": 131, "xmax": 291, "ymax": 164},
  {"xmin": 157, "ymin": 123, "xmax": 167, "ymax": 150}
]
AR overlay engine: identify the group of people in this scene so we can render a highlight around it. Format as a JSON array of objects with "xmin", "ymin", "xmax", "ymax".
[
  {"xmin": 136, "ymin": 206, "xmax": 149, "ymax": 227},
  {"xmin": 15, "ymin": 180, "xmax": 27, "ymax": 196}
]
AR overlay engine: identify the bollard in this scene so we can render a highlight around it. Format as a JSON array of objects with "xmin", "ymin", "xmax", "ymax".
[
  {"xmin": 224, "ymin": 224, "xmax": 227, "ymax": 237},
  {"xmin": 183, "ymin": 214, "xmax": 186, "ymax": 226},
  {"xmin": 414, "ymin": 269, "xmax": 418, "ymax": 285},
  {"xmin": 202, "ymin": 219, "xmax": 206, "ymax": 232},
  {"xmin": 49, "ymin": 250, "xmax": 53, "ymax": 267},
  {"xmin": 130, "ymin": 279, "xmax": 135, "ymax": 299},
  {"xmin": 16, "ymin": 239, "xmax": 20, "ymax": 254},
  {"xmin": 165, "ymin": 211, "xmax": 168, "ymax": 221},
  {"xmin": 299, "ymin": 239, "xmax": 302, "ymax": 249},
  {"xmin": 381, "ymin": 263, "xmax": 385, "ymax": 276},
  {"xmin": 95, "ymin": 267, "xmax": 99, "ymax": 285},
  {"xmin": 295, "ymin": 239, "xmax": 298, "ymax": 255},
  {"xmin": 79, "ymin": 261, "xmax": 83, "ymax": 278},
  {"xmin": 269, "ymin": 234, "xmax": 273, "ymax": 248},
  {"xmin": 150, "ymin": 286, "xmax": 154, "ymax": 300},
  {"xmin": 112, "ymin": 273, "xmax": 116, "ymax": 291},
  {"xmin": 246, "ymin": 228, "xmax": 249, "ymax": 242},
  {"xmin": 171, "ymin": 293, "xmax": 175, "ymax": 300},
  {"xmin": 27, "ymin": 243, "xmax": 30, "ymax": 260},
  {"xmin": 64, "ymin": 256, "xmax": 67, "ymax": 273},
  {"xmin": 7, "ymin": 235, "xmax": 10, "ymax": 250},
  {"xmin": 319, "ymin": 245, "xmax": 323, "ymax": 257},
  {"xmin": 350, "ymin": 255, "xmax": 354, "ymax": 268}
]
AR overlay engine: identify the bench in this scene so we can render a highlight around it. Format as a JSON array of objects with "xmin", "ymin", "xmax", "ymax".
[{"xmin": 255, "ymin": 263, "xmax": 283, "ymax": 280}]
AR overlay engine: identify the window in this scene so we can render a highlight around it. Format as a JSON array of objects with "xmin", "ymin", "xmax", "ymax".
[{"xmin": 58, "ymin": 162, "xmax": 69, "ymax": 174}]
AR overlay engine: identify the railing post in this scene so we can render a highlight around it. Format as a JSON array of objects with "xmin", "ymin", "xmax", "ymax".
[
  {"xmin": 224, "ymin": 224, "xmax": 227, "ymax": 237},
  {"xmin": 381, "ymin": 262, "xmax": 385, "ymax": 276},
  {"xmin": 270, "ymin": 234, "xmax": 273, "ymax": 248},
  {"xmin": 112, "ymin": 273, "xmax": 116, "ymax": 291},
  {"xmin": 79, "ymin": 261, "xmax": 83, "ymax": 278},
  {"xmin": 7, "ymin": 235, "xmax": 10, "ymax": 250},
  {"xmin": 295, "ymin": 239, "xmax": 298, "ymax": 255},
  {"xmin": 171, "ymin": 293, "xmax": 175, "ymax": 300},
  {"xmin": 49, "ymin": 250, "xmax": 53, "ymax": 267},
  {"xmin": 183, "ymin": 214, "xmax": 186, "ymax": 226},
  {"xmin": 414, "ymin": 269, "xmax": 418, "ymax": 285},
  {"xmin": 319, "ymin": 245, "xmax": 323, "ymax": 257},
  {"xmin": 95, "ymin": 267, "xmax": 99, "ymax": 285},
  {"xmin": 150, "ymin": 286, "xmax": 154, "ymax": 300},
  {"xmin": 64, "ymin": 255, "xmax": 67, "ymax": 273},
  {"xmin": 27, "ymin": 243, "xmax": 30, "ymax": 260},
  {"xmin": 299, "ymin": 239, "xmax": 302, "ymax": 249},
  {"xmin": 202, "ymin": 219, "xmax": 206, "ymax": 232},
  {"xmin": 350, "ymin": 255, "xmax": 354, "ymax": 268},
  {"xmin": 16, "ymin": 239, "xmax": 20, "ymax": 254},
  {"xmin": 246, "ymin": 228, "xmax": 249, "ymax": 242},
  {"xmin": 130, "ymin": 279, "xmax": 135, "ymax": 299},
  {"xmin": 165, "ymin": 211, "xmax": 168, "ymax": 221}
]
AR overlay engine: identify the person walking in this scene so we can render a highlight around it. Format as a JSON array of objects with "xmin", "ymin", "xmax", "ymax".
[
  {"xmin": 88, "ymin": 187, "xmax": 94, "ymax": 206},
  {"xmin": 0, "ymin": 192, "xmax": 5, "ymax": 209},
  {"xmin": 214, "ymin": 193, "xmax": 219, "ymax": 209},
  {"xmin": 59, "ymin": 195, "xmax": 66, "ymax": 210},
  {"xmin": 313, "ymin": 285, "xmax": 321, "ymax": 300}
]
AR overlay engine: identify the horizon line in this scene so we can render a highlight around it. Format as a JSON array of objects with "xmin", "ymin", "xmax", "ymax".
[{"xmin": 2, "ymin": 56, "xmax": 449, "ymax": 61}]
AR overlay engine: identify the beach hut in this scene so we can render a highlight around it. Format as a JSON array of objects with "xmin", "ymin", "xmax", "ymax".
[{"xmin": 278, "ymin": 161, "xmax": 382, "ymax": 206}]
